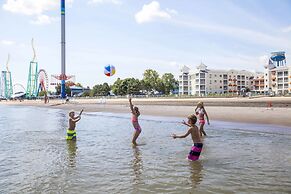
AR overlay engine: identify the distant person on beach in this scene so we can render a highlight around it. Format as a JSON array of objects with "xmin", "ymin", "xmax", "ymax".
[
  {"xmin": 172, "ymin": 114, "xmax": 203, "ymax": 161},
  {"xmin": 129, "ymin": 97, "xmax": 142, "ymax": 146},
  {"xmin": 66, "ymin": 109, "xmax": 83, "ymax": 140},
  {"xmin": 66, "ymin": 96, "xmax": 69, "ymax": 103},
  {"xmin": 195, "ymin": 102, "xmax": 210, "ymax": 136}
]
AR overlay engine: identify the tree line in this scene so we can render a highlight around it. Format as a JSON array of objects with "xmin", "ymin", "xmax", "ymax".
[{"xmin": 55, "ymin": 69, "xmax": 178, "ymax": 97}]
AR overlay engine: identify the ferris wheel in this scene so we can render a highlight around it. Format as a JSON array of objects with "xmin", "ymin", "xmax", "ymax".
[{"xmin": 37, "ymin": 69, "xmax": 49, "ymax": 94}]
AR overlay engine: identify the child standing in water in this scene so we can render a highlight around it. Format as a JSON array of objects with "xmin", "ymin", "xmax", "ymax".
[
  {"xmin": 129, "ymin": 97, "xmax": 141, "ymax": 146},
  {"xmin": 195, "ymin": 102, "xmax": 210, "ymax": 136},
  {"xmin": 172, "ymin": 114, "xmax": 203, "ymax": 161},
  {"xmin": 66, "ymin": 109, "xmax": 83, "ymax": 140}
]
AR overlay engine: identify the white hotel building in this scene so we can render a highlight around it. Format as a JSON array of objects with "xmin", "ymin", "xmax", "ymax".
[
  {"xmin": 179, "ymin": 63, "xmax": 253, "ymax": 96},
  {"xmin": 179, "ymin": 51, "xmax": 291, "ymax": 96}
]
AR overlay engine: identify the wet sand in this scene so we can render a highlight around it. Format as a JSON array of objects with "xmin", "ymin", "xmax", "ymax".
[{"xmin": 2, "ymin": 96, "xmax": 291, "ymax": 127}]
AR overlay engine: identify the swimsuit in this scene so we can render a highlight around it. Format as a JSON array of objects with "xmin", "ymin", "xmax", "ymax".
[
  {"xmin": 66, "ymin": 129, "xmax": 76, "ymax": 140},
  {"xmin": 132, "ymin": 115, "xmax": 142, "ymax": 131},
  {"xmin": 196, "ymin": 108, "xmax": 206, "ymax": 124},
  {"xmin": 188, "ymin": 143, "xmax": 203, "ymax": 161}
]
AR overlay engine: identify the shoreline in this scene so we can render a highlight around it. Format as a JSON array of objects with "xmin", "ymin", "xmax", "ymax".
[{"xmin": 1, "ymin": 97, "xmax": 291, "ymax": 127}]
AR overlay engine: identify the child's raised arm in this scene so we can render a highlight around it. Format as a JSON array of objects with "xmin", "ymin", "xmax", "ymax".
[
  {"xmin": 70, "ymin": 116, "xmax": 81, "ymax": 123},
  {"xmin": 75, "ymin": 109, "xmax": 84, "ymax": 119},
  {"xmin": 129, "ymin": 97, "xmax": 134, "ymax": 112},
  {"xmin": 172, "ymin": 128, "xmax": 192, "ymax": 139},
  {"xmin": 79, "ymin": 109, "xmax": 84, "ymax": 116}
]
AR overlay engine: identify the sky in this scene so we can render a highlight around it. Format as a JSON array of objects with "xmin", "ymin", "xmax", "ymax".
[{"xmin": 0, "ymin": 0, "xmax": 291, "ymax": 88}]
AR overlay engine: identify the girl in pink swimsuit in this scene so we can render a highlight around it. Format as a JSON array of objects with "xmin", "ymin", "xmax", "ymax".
[
  {"xmin": 129, "ymin": 97, "xmax": 141, "ymax": 146},
  {"xmin": 195, "ymin": 102, "xmax": 210, "ymax": 136}
]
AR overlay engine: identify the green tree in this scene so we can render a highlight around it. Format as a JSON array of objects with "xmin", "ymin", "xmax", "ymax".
[
  {"xmin": 121, "ymin": 78, "xmax": 141, "ymax": 95},
  {"xmin": 55, "ymin": 84, "xmax": 71, "ymax": 96},
  {"xmin": 81, "ymin": 90, "xmax": 91, "ymax": 97},
  {"xmin": 142, "ymin": 69, "xmax": 160, "ymax": 94},
  {"xmin": 38, "ymin": 90, "xmax": 47, "ymax": 97},
  {"xmin": 91, "ymin": 83, "xmax": 111, "ymax": 96},
  {"xmin": 75, "ymin": 83, "xmax": 83, "ymax": 87},
  {"xmin": 101, "ymin": 83, "xmax": 111, "ymax": 96},
  {"xmin": 161, "ymin": 73, "xmax": 176, "ymax": 95},
  {"xmin": 112, "ymin": 78, "xmax": 123, "ymax": 95}
]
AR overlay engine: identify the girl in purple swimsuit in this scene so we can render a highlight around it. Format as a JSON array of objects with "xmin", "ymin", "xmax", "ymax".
[{"xmin": 129, "ymin": 97, "xmax": 141, "ymax": 146}]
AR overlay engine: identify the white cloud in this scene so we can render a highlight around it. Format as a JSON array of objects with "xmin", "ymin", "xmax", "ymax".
[
  {"xmin": 135, "ymin": 1, "xmax": 175, "ymax": 24},
  {"xmin": 3, "ymin": 0, "xmax": 57, "ymax": 15},
  {"xmin": 2, "ymin": 0, "xmax": 73, "ymax": 24},
  {"xmin": 282, "ymin": 26, "xmax": 291, "ymax": 33},
  {"xmin": 166, "ymin": 8, "xmax": 178, "ymax": 15},
  {"xmin": 30, "ymin": 14, "xmax": 58, "ymax": 25},
  {"xmin": 1, "ymin": 40, "xmax": 15, "ymax": 45},
  {"xmin": 88, "ymin": 0, "xmax": 121, "ymax": 5}
]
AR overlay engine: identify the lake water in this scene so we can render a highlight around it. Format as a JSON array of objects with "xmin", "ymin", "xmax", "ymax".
[{"xmin": 0, "ymin": 105, "xmax": 291, "ymax": 193}]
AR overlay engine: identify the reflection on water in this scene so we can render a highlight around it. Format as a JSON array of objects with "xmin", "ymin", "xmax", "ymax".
[
  {"xmin": 189, "ymin": 161, "xmax": 203, "ymax": 189},
  {"xmin": 0, "ymin": 106, "xmax": 291, "ymax": 194},
  {"xmin": 131, "ymin": 146, "xmax": 143, "ymax": 185},
  {"xmin": 66, "ymin": 141, "xmax": 77, "ymax": 168}
]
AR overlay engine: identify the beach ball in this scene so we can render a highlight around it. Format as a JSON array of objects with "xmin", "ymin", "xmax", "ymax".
[{"xmin": 104, "ymin": 64, "xmax": 116, "ymax": 77}]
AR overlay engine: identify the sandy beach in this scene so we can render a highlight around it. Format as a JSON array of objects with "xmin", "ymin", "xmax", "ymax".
[{"xmin": 1, "ymin": 96, "xmax": 291, "ymax": 127}]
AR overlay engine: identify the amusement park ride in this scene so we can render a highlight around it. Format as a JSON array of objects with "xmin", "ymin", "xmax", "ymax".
[
  {"xmin": 0, "ymin": 54, "xmax": 13, "ymax": 99},
  {"xmin": 1, "ymin": 0, "xmax": 74, "ymax": 100},
  {"xmin": 0, "ymin": 39, "xmax": 50, "ymax": 100},
  {"xmin": 25, "ymin": 39, "xmax": 50, "ymax": 99}
]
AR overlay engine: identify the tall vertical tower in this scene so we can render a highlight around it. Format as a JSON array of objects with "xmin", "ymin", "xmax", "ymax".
[{"xmin": 61, "ymin": 0, "xmax": 66, "ymax": 98}]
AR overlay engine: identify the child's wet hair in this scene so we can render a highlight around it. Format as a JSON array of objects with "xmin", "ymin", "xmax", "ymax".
[{"xmin": 188, "ymin": 114, "xmax": 197, "ymax": 124}]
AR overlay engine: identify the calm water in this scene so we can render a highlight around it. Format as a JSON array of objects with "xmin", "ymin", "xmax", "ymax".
[{"xmin": 0, "ymin": 105, "xmax": 291, "ymax": 194}]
